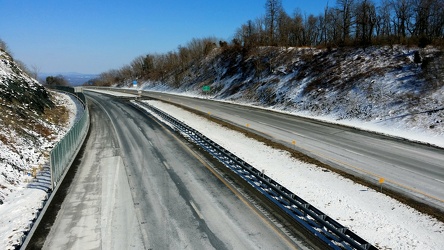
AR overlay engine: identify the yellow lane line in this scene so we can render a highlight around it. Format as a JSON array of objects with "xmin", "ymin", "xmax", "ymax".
[
  {"xmin": 302, "ymin": 145, "xmax": 444, "ymax": 204},
  {"xmin": 155, "ymin": 117, "xmax": 300, "ymax": 249}
]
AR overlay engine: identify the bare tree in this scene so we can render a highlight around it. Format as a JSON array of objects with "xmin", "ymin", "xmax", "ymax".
[
  {"xmin": 355, "ymin": 0, "xmax": 377, "ymax": 46},
  {"xmin": 305, "ymin": 14, "xmax": 321, "ymax": 46},
  {"xmin": 323, "ymin": 7, "xmax": 342, "ymax": 46},
  {"xmin": 411, "ymin": 0, "xmax": 443, "ymax": 46},
  {"xmin": 46, "ymin": 75, "xmax": 69, "ymax": 86},
  {"xmin": 130, "ymin": 56, "xmax": 145, "ymax": 79},
  {"xmin": 255, "ymin": 17, "xmax": 267, "ymax": 46},
  {"xmin": 30, "ymin": 65, "xmax": 40, "ymax": 80},
  {"xmin": 288, "ymin": 10, "xmax": 305, "ymax": 46},
  {"xmin": 186, "ymin": 37, "xmax": 218, "ymax": 61},
  {"xmin": 428, "ymin": 0, "xmax": 444, "ymax": 39},
  {"xmin": 277, "ymin": 10, "xmax": 292, "ymax": 46},
  {"xmin": 375, "ymin": 0, "xmax": 393, "ymax": 43},
  {"xmin": 265, "ymin": 0, "xmax": 283, "ymax": 45},
  {"xmin": 390, "ymin": 0, "xmax": 413, "ymax": 43},
  {"xmin": 236, "ymin": 18, "xmax": 268, "ymax": 47},
  {"xmin": 0, "ymin": 38, "xmax": 8, "ymax": 52},
  {"xmin": 236, "ymin": 20, "xmax": 256, "ymax": 47},
  {"xmin": 336, "ymin": 0, "xmax": 355, "ymax": 45}
]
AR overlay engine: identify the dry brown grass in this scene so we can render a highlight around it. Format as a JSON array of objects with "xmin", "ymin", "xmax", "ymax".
[
  {"xmin": 44, "ymin": 103, "xmax": 70, "ymax": 126},
  {"xmin": 0, "ymin": 93, "xmax": 69, "ymax": 144},
  {"xmin": 0, "ymin": 133, "xmax": 8, "ymax": 144},
  {"xmin": 34, "ymin": 123, "xmax": 53, "ymax": 138}
]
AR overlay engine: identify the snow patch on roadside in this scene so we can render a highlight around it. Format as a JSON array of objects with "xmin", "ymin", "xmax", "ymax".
[
  {"xmin": 141, "ymin": 100, "xmax": 444, "ymax": 250},
  {"xmin": 0, "ymin": 92, "xmax": 79, "ymax": 250}
]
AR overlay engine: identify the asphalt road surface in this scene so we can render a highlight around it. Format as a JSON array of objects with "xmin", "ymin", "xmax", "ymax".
[
  {"xmin": 130, "ymin": 90, "xmax": 444, "ymax": 211},
  {"xmin": 42, "ymin": 91, "xmax": 306, "ymax": 249}
]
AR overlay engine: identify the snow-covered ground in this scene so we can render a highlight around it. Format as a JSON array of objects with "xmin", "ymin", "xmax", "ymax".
[
  {"xmin": 0, "ymin": 92, "xmax": 79, "ymax": 250},
  {"xmin": 1, "ymin": 48, "xmax": 84, "ymax": 249},
  {"xmin": 4, "ymin": 86, "xmax": 440, "ymax": 249},
  {"xmin": 138, "ymin": 99, "xmax": 444, "ymax": 250}
]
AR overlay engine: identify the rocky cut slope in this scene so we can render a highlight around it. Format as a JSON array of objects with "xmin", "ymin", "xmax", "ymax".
[
  {"xmin": 0, "ymin": 48, "xmax": 69, "ymax": 203},
  {"xmin": 0, "ymin": 50, "xmax": 53, "ymax": 113}
]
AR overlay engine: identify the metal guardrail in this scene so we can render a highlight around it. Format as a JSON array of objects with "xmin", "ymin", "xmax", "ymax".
[
  {"xmin": 50, "ymin": 85, "xmax": 86, "ymax": 104},
  {"xmin": 136, "ymin": 101, "xmax": 377, "ymax": 250},
  {"xmin": 50, "ymin": 100, "xmax": 89, "ymax": 189},
  {"xmin": 19, "ymin": 89, "xmax": 90, "ymax": 249}
]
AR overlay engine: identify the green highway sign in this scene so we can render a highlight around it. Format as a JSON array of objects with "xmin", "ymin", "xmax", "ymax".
[{"xmin": 202, "ymin": 85, "xmax": 211, "ymax": 92}]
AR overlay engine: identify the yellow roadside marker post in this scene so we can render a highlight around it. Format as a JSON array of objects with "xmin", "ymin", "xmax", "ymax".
[{"xmin": 379, "ymin": 177, "xmax": 385, "ymax": 192}]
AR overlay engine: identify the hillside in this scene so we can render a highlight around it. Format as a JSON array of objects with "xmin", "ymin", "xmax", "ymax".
[
  {"xmin": 138, "ymin": 45, "xmax": 444, "ymax": 142},
  {"xmin": 0, "ymin": 48, "xmax": 73, "ymax": 204}
]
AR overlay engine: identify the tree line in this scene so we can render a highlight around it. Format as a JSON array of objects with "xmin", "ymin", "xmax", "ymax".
[
  {"xmin": 92, "ymin": 0, "xmax": 444, "ymax": 86},
  {"xmin": 92, "ymin": 37, "xmax": 220, "ymax": 86},
  {"xmin": 236, "ymin": 0, "xmax": 444, "ymax": 48}
]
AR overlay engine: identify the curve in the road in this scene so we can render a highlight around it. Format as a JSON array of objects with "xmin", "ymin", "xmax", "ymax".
[{"xmin": 43, "ymin": 91, "xmax": 310, "ymax": 250}]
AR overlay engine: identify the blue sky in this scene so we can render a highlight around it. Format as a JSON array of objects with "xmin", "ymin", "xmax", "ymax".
[{"xmin": 1, "ymin": 0, "xmax": 331, "ymax": 74}]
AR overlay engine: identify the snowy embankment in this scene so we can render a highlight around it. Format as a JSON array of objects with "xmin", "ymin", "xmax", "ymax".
[
  {"xmin": 140, "ymin": 100, "xmax": 444, "ymax": 250},
  {"xmin": 137, "ymin": 45, "xmax": 444, "ymax": 148},
  {"xmin": 0, "ymin": 92, "xmax": 79, "ymax": 250},
  {"xmin": 137, "ymin": 86, "xmax": 444, "ymax": 149}
]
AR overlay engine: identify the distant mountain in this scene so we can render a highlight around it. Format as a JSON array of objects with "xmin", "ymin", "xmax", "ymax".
[{"xmin": 39, "ymin": 72, "xmax": 99, "ymax": 86}]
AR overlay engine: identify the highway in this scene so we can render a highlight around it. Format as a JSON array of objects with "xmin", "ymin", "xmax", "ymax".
[
  {"xmin": 42, "ymin": 91, "xmax": 306, "ymax": 249},
  {"xmin": 135, "ymin": 90, "xmax": 444, "ymax": 211}
]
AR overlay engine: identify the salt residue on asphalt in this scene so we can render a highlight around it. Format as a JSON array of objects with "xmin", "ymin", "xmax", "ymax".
[{"xmin": 141, "ymin": 100, "xmax": 444, "ymax": 250}]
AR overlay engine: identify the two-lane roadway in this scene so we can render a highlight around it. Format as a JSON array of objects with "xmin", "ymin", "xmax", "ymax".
[
  {"xmin": 42, "ymin": 91, "xmax": 307, "ymax": 249},
  {"xmin": 133, "ymin": 90, "xmax": 444, "ymax": 211}
]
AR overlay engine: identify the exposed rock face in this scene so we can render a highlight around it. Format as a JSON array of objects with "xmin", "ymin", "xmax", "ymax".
[{"xmin": 0, "ymin": 49, "xmax": 53, "ymax": 114}]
